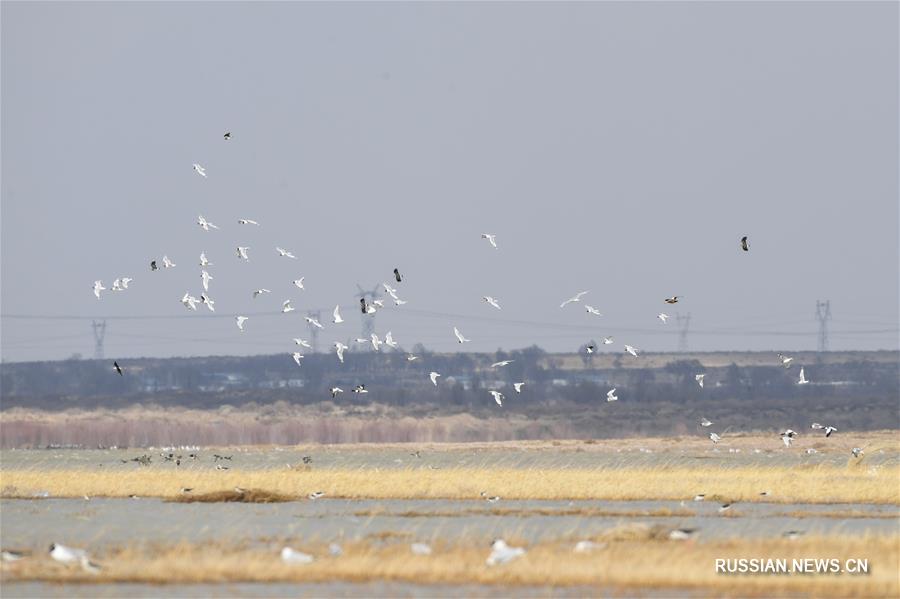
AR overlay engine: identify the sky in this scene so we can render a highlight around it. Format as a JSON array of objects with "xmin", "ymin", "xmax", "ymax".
[{"xmin": 2, "ymin": 1, "xmax": 898, "ymax": 363}]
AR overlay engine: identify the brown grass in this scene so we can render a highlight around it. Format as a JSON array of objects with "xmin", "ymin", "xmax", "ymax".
[
  {"xmin": 1, "ymin": 534, "xmax": 897, "ymax": 597},
  {"xmin": 168, "ymin": 488, "xmax": 293, "ymax": 503}
]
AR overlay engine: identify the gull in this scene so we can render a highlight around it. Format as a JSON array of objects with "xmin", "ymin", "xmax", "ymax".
[
  {"xmin": 429, "ymin": 372, "xmax": 441, "ymax": 386},
  {"xmin": 215, "ymin": 464, "xmax": 229, "ymax": 471},
  {"xmin": 780, "ymin": 429, "xmax": 797, "ymax": 447},
  {"xmin": 181, "ymin": 292, "xmax": 199, "ymax": 311},
  {"xmin": 560, "ymin": 291, "xmax": 589, "ymax": 308},
  {"xmin": 693, "ymin": 494, "xmax": 706, "ymax": 501},
  {"xmin": 235, "ymin": 316, "xmax": 248, "ymax": 331},
  {"xmin": 201, "ymin": 270, "xmax": 213, "ymax": 291},
  {"xmin": 291, "ymin": 352, "xmax": 304, "ymax": 367},
  {"xmin": 407, "ymin": 354, "xmax": 419, "ymax": 361},
  {"xmin": 486, "ymin": 539, "xmax": 525, "ymax": 566},
  {"xmin": 384, "ymin": 332, "xmax": 398, "ymax": 348},
  {"xmin": 797, "ymin": 368, "xmax": 809, "ymax": 385},
  {"xmin": 586, "ymin": 344, "xmax": 595, "ymax": 354},
  {"xmin": 741, "ymin": 236, "xmax": 749, "ymax": 252},
  {"xmin": 658, "ymin": 313, "xmax": 669, "ymax": 323},
  {"xmin": 276, "ymin": 247, "xmax": 297, "ymax": 259},
  {"xmin": 305, "ymin": 316, "xmax": 323, "ymax": 329},
  {"xmin": 373, "ymin": 299, "xmax": 385, "ymax": 308},
  {"xmin": 410, "ymin": 543, "xmax": 432, "ymax": 556},
  {"xmin": 281, "ymin": 547, "xmax": 314, "ymax": 565},
  {"xmin": 483, "ymin": 296, "xmax": 502, "ymax": 310},
  {"xmin": 355, "ymin": 338, "xmax": 369, "ymax": 344},
  {"xmin": 718, "ymin": 503, "xmax": 733, "ymax": 513},
  {"xmin": 783, "ymin": 531, "xmax": 804, "ymax": 540},
  {"xmin": 282, "ymin": 300, "xmax": 295, "ymax": 314},
  {"xmin": 352, "ymin": 384, "xmax": 368, "ymax": 394},
  {"xmin": 370, "ymin": 333, "xmax": 382, "ymax": 351},
  {"xmin": 606, "ymin": 388, "xmax": 618, "ymax": 402},
  {"xmin": 624, "ymin": 345, "xmax": 640, "ymax": 357},
  {"xmin": 81, "ymin": 556, "xmax": 102, "ymax": 573},
  {"xmin": 293, "ymin": 278, "xmax": 305, "ymax": 290},
  {"xmin": 238, "ymin": 218, "xmax": 259, "ymax": 226},
  {"xmin": 111, "ymin": 278, "xmax": 123, "ymax": 291},
  {"xmin": 192, "ymin": 163, "xmax": 207, "ymax": 178},
  {"xmin": 119, "ymin": 277, "xmax": 133, "ymax": 289},
  {"xmin": 481, "ymin": 233, "xmax": 498, "ymax": 249},
  {"xmin": 394, "ymin": 298, "xmax": 408, "ymax": 306},
  {"xmin": 453, "ymin": 327, "xmax": 470, "ymax": 344},
  {"xmin": 851, "ymin": 447, "xmax": 863, "ymax": 458},
  {"xmin": 253, "ymin": 288, "xmax": 271, "ymax": 298},
  {"xmin": 695, "ymin": 374, "xmax": 705, "ymax": 388},
  {"xmin": 777, "ymin": 353, "xmax": 794, "ymax": 368},
  {"xmin": 574, "ymin": 541, "xmax": 605, "ymax": 553},
  {"xmin": 150, "ymin": 260, "xmax": 159, "ymax": 271},
  {"xmin": 293, "ymin": 338, "xmax": 312, "ymax": 349},
  {"xmin": 93, "ymin": 280, "xmax": 105, "ymax": 299},
  {"xmin": 700, "ymin": 418, "xmax": 712, "ymax": 427},
  {"xmin": 223, "ymin": 132, "xmax": 231, "ymax": 140},
  {"xmin": 669, "ymin": 528, "xmax": 697, "ymax": 541},
  {"xmin": 602, "ymin": 336, "xmax": 614, "ymax": 345},
  {"xmin": 197, "ymin": 215, "xmax": 219, "ymax": 231},
  {"xmin": 664, "ymin": 296, "xmax": 681, "ymax": 304},
  {"xmin": 810, "ymin": 423, "xmax": 823, "ymax": 430},
  {"xmin": 585, "ymin": 305, "xmax": 602, "ymax": 316},
  {"xmin": 113, "ymin": 361, "xmax": 123, "ymax": 376},
  {"xmin": 49, "ymin": 543, "xmax": 87, "ymax": 564},
  {"xmin": 824, "ymin": 426, "xmax": 837, "ymax": 437},
  {"xmin": 709, "ymin": 432, "xmax": 721, "ymax": 444},
  {"xmin": 489, "ymin": 390, "xmax": 504, "ymax": 406},
  {"xmin": 162, "ymin": 255, "xmax": 176, "ymax": 268},
  {"xmin": 1, "ymin": 550, "xmax": 26, "ymax": 562},
  {"xmin": 199, "ymin": 252, "xmax": 212, "ymax": 267},
  {"xmin": 332, "ymin": 305, "xmax": 344, "ymax": 324},
  {"xmin": 481, "ymin": 492, "xmax": 500, "ymax": 503},
  {"xmin": 236, "ymin": 246, "xmax": 250, "ymax": 261},
  {"xmin": 383, "ymin": 283, "xmax": 399, "ymax": 299},
  {"xmin": 330, "ymin": 387, "xmax": 343, "ymax": 398},
  {"xmin": 513, "ymin": 382, "xmax": 525, "ymax": 393},
  {"xmin": 200, "ymin": 293, "xmax": 215, "ymax": 312},
  {"xmin": 334, "ymin": 342, "xmax": 348, "ymax": 364},
  {"xmin": 393, "ymin": 268, "xmax": 402, "ymax": 282},
  {"xmin": 492, "ymin": 360, "xmax": 514, "ymax": 368}
]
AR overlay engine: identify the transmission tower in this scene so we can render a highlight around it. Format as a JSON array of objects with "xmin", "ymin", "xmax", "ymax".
[
  {"xmin": 675, "ymin": 312, "xmax": 691, "ymax": 352},
  {"xmin": 306, "ymin": 310, "xmax": 322, "ymax": 353},
  {"xmin": 815, "ymin": 300, "xmax": 831, "ymax": 352},
  {"xmin": 356, "ymin": 283, "xmax": 381, "ymax": 350},
  {"xmin": 91, "ymin": 320, "xmax": 107, "ymax": 360}
]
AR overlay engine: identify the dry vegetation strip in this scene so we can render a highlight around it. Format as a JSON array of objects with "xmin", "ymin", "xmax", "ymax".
[
  {"xmin": 2, "ymin": 534, "xmax": 897, "ymax": 597},
  {"xmin": 2, "ymin": 465, "xmax": 899, "ymax": 504}
]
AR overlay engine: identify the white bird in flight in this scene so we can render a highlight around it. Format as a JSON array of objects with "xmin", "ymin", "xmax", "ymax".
[
  {"xmin": 384, "ymin": 332, "xmax": 398, "ymax": 349},
  {"xmin": 492, "ymin": 360, "xmax": 514, "ymax": 368},
  {"xmin": 778, "ymin": 353, "xmax": 794, "ymax": 368},
  {"xmin": 602, "ymin": 336, "xmax": 614, "ymax": 345},
  {"xmin": 238, "ymin": 219, "xmax": 259, "ymax": 226},
  {"xmin": 291, "ymin": 352, "xmax": 304, "ymax": 367},
  {"xmin": 429, "ymin": 372, "xmax": 441, "ymax": 386},
  {"xmin": 709, "ymin": 432, "xmax": 722, "ymax": 444},
  {"xmin": 370, "ymin": 333, "xmax": 383, "ymax": 351},
  {"xmin": 624, "ymin": 345, "xmax": 640, "ymax": 357},
  {"xmin": 276, "ymin": 247, "xmax": 297, "ymax": 259},
  {"xmin": 513, "ymin": 382, "xmax": 525, "ymax": 393},
  {"xmin": 253, "ymin": 288, "xmax": 271, "ymax": 298},
  {"xmin": 489, "ymin": 390, "xmax": 504, "ymax": 406},
  {"xmin": 181, "ymin": 292, "xmax": 199, "ymax": 311},
  {"xmin": 282, "ymin": 300, "xmax": 295, "ymax": 314},
  {"xmin": 798, "ymin": 368, "xmax": 809, "ymax": 385},
  {"xmin": 334, "ymin": 342, "xmax": 348, "ymax": 363},
  {"xmin": 453, "ymin": 327, "xmax": 470, "ymax": 344},
  {"xmin": 293, "ymin": 278, "xmax": 305, "ymax": 290},
  {"xmin": 93, "ymin": 280, "xmax": 105, "ymax": 299},
  {"xmin": 236, "ymin": 247, "xmax": 250, "ymax": 261},
  {"xmin": 192, "ymin": 163, "xmax": 207, "ymax": 178},
  {"xmin": 332, "ymin": 305, "xmax": 344, "ymax": 324},
  {"xmin": 201, "ymin": 270, "xmax": 213, "ymax": 292},
  {"xmin": 235, "ymin": 316, "xmax": 248, "ymax": 331},
  {"xmin": 407, "ymin": 354, "xmax": 419, "ymax": 361},
  {"xmin": 162, "ymin": 255, "xmax": 176, "ymax": 269},
  {"xmin": 481, "ymin": 233, "xmax": 498, "ymax": 249},
  {"xmin": 482, "ymin": 296, "xmax": 501, "ymax": 310},
  {"xmin": 700, "ymin": 418, "xmax": 713, "ymax": 427},
  {"xmin": 585, "ymin": 305, "xmax": 602, "ymax": 316},
  {"xmin": 695, "ymin": 374, "xmax": 705, "ymax": 388},
  {"xmin": 199, "ymin": 252, "xmax": 212, "ymax": 267},
  {"xmin": 306, "ymin": 316, "xmax": 323, "ymax": 329},
  {"xmin": 606, "ymin": 388, "xmax": 618, "ymax": 402},
  {"xmin": 293, "ymin": 338, "xmax": 311, "ymax": 348},
  {"xmin": 197, "ymin": 215, "xmax": 219, "ymax": 231},
  {"xmin": 560, "ymin": 291, "xmax": 589, "ymax": 308},
  {"xmin": 658, "ymin": 313, "xmax": 669, "ymax": 323},
  {"xmin": 200, "ymin": 293, "xmax": 215, "ymax": 312},
  {"xmin": 330, "ymin": 387, "xmax": 343, "ymax": 398}
]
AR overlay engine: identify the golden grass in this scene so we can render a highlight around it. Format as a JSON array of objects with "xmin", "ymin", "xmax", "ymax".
[
  {"xmin": 2, "ymin": 534, "xmax": 897, "ymax": 597},
  {"xmin": 2, "ymin": 464, "xmax": 899, "ymax": 504}
]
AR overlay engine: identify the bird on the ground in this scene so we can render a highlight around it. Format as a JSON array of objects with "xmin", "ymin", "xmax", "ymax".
[
  {"xmin": 393, "ymin": 268, "xmax": 402, "ymax": 282},
  {"xmin": 481, "ymin": 492, "xmax": 500, "ymax": 503},
  {"xmin": 113, "ymin": 361, "xmax": 123, "ymax": 376},
  {"xmin": 384, "ymin": 332, "xmax": 398, "ymax": 348},
  {"xmin": 695, "ymin": 374, "xmax": 705, "ymax": 388},
  {"xmin": 481, "ymin": 233, "xmax": 498, "ymax": 248},
  {"xmin": 150, "ymin": 260, "xmax": 159, "ymax": 271},
  {"xmin": 560, "ymin": 290, "xmax": 589, "ymax": 308},
  {"xmin": 700, "ymin": 418, "xmax": 712, "ymax": 427},
  {"xmin": 693, "ymin": 494, "xmax": 706, "ymax": 501},
  {"xmin": 709, "ymin": 432, "xmax": 722, "ymax": 444},
  {"xmin": 718, "ymin": 503, "xmax": 733, "ymax": 513},
  {"xmin": 180, "ymin": 487, "xmax": 193, "ymax": 494},
  {"xmin": 489, "ymin": 390, "xmax": 504, "ymax": 406},
  {"xmin": 281, "ymin": 547, "xmax": 314, "ymax": 564},
  {"xmin": 411, "ymin": 543, "xmax": 432, "ymax": 556},
  {"xmin": 624, "ymin": 345, "xmax": 640, "ymax": 357},
  {"xmin": 253, "ymin": 288, "xmax": 271, "ymax": 298},
  {"xmin": 1, "ymin": 550, "xmax": 27, "ymax": 562},
  {"xmin": 492, "ymin": 360, "xmax": 514, "ymax": 368},
  {"xmin": 332, "ymin": 305, "xmax": 344, "ymax": 324},
  {"xmin": 334, "ymin": 342, "xmax": 348, "ymax": 364},
  {"xmin": 824, "ymin": 426, "xmax": 837, "ymax": 437},
  {"xmin": 658, "ymin": 313, "xmax": 669, "ymax": 323},
  {"xmin": 602, "ymin": 336, "xmax": 614, "ymax": 345},
  {"xmin": 664, "ymin": 296, "xmax": 680, "ymax": 304},
  {"xmin": 330, "ymin": 387, "xmax": 343, "ymax": 398},
  {"xmin": 783, "ymin": 530, "xmax": 804, "ymax": 540},
  {"xmin": 293, "ymin": 338, "xmax": 311, "ymax": 348},
  {"xmin": 201, "ymin": 270, "xmax": 213, "ymax": 291},
  {"xmin": 513, "ymin": 382, "xmax": 525, "ymax": 393},
  {"xmin": 585, "ymin": 305, "xmax": 602, "ymax": 316},
  {"xmin": 92, "ymin": 280, "xmax": 105, "ymax": 299},
  {"xmin": 238, "ymin": 218, "xmax": 259, "ymax": 226},
  {"xmin": 293, "ymin": 278, "xmax": 305, "ymax": 290},
  {"xmin": 607, "ymin": 388, "xmax": 618, "ymax": 402},
  {"xmin": 49, "ymin": 543, "xmax": 87, "ymax": 564},
  {"xmin": 741, "ymin": 236, "xmax": 749, "ymax": 252},
  {"xmin": 162, "ymin": 255, "xmax": 176, "ymax": 268},
  {"xmin": 282, "ymin": 300, "xmax": 295, "ymax": 314},
  {"xmin": 197, "ymin": 215, "xmax": 219, "ymax": 231},
  {"xmin": 851, "ymin": 447, "xmax": 863, "ymax": 458},
  {"xmin": 192, "ymin": 163, "xmax": 207, "ymax": 178},
  {"xmin": 215, "ymin": 464, "xmax": 229, "ymax": 471},
  {"xmin": 235, "ymin": 316, "xmax": 248, "ymax": 331},
  {"xmin": 291, "ymin": 352, "xmax": 304, "ymax": 367},
  {"xmin": 276, "ymin": 247, "xmax": 296, "ymax": 259},
  {"xmin": 486, "ymin": 539, "xmax": 525, "ymax": 566},
  {"xmin": 199, "ymin": 252, "xmax": 212, "ymax": 267},
  {"xmin": 669, "ymin": 528, "xmax": 697, "ymax": 541},
  {"xmin": 306, "ymin": 315, "xmax": 323, "ymax": 328},
  {"xmin": 429, "ymin": 372, "xmax": 441, "ymax": 386},
  {"xmin": 181, "ymin": 292, "xmax": 199, "ymax": 311},
  {"xmin": 777, "ymin": 353, "xmax": 794, "ymax": 368},
  {"xmin": 236, "ymin": 247, "xmax": 250, "ymax": 261},
  {"xmin": 798, "ymin": 368, "xmax": 809, "ymax": 385},
  {"xmin": 453, "ymin": 327, "xmax": 470, "ymax": 344},
  {"xmin": 352, "ymin": 384, "xmax": 368, "ymax": 394}
]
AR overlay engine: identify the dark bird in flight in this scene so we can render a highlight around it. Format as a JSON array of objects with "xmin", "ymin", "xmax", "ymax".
[
  {"xmin": 150, "ymin": 260, "xmax": 158, "ymax": 271},
  {"xmin": 741, "ymin": 236, "xmax": 749, "ymax": 252},
  {"xmin": 664, "ymin": 296, "xmax": 680, "ymax": 304},
  {"xmin": 393, "ymin": 268, "xmax": 402, "ymax": 283},
  {"xmin": 113, "ymin": 361, "xmax": 123, "ymax": 376},
  {"xmin": 360, "ymin": 298, "xmax": 368, "ymax": 314},
  {"xmin": 223, "ymin": 132, "xmax": 231, "ymax": 140}
]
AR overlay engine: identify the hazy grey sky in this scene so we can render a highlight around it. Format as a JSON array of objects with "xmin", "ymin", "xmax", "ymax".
[{"xmin": 2, "ymin": 1, "xmax": 898, "ymax": 363}]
